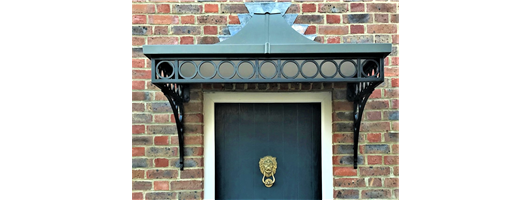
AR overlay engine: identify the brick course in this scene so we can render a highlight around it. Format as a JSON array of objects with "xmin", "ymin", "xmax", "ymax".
[{"xmin": 132, "ymin": 1, "xmax": 399, "ymax": 199}]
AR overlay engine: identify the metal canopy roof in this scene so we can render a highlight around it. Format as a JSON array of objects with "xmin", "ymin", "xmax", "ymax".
[
  {"xmin": 141, "ymin": 2, "xmax": 394, "ymax": 170},
  {"xmin": 142, "ymin": 3, "xmax": 391, "ymax": 58}
]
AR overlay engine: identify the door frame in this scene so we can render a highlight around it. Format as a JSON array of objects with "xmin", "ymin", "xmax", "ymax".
[{"xmin": 203, "ymin": 92, "xmax": 333, "ymax": 199}]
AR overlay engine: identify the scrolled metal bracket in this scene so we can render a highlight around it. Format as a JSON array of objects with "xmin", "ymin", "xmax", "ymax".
[
  {"xmin": 154, "ymin": 83, "xmax": 190, "ymax": 170},
  {"xmin": 347, "ymin": 81, "xmax": 381, "ymax": 169}
]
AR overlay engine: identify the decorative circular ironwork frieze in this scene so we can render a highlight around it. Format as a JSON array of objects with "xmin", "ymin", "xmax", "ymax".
[
  {"xmin": 280, "ymin": 60, "xmax": 300, "ymax": 79},
  {"xmin": 259, "ymin": 60, "xmax": 278, "ymax": 79},
  {"xmin": 218, "ymin": 61, "xmax": 236, "ymax": 79},
  {"xmin": 236, "ymin": 60, "xmax": 256, "ymax": 79},
  {"xmin": 300, "ymin": 60, "xmax": 319, "ymax": 79},
  {"xmin": 319, "ymin": 60, "xmax": 338, "ymax": 78},
  {"xmin": 338, "ymin": 60, "xmax": 357, "ymax": 78},
  {"xmin": 156, "ymin": 61, "xmax": 175, "ymax": 79},
  {"xmin": 197, "ymin": 61, "xmax": 217, "ymax": 79},
  {"xmin": 179, "ymin": 61, "xmax": 198, "ymax": 79}
]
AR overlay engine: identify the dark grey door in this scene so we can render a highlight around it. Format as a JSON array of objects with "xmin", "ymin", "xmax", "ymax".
[{"xmin": 215, "ymin": 103, "xmax": 322, "ymax": 199}]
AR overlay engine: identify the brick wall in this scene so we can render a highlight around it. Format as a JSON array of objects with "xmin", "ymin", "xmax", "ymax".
[{"xmin": 132, "ymin": 0, "xmax": 399, "ymax": 199}]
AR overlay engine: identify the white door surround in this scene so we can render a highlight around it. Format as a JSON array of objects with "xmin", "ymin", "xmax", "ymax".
[{"xmin": 203, "ymin": 92, "xmax": 333, "ymax": 199}]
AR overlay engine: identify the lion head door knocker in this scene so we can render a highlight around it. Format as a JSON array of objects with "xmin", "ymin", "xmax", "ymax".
[{"xmin": 259, "ymin": 156, "xmax": 277, "ymax": 188}]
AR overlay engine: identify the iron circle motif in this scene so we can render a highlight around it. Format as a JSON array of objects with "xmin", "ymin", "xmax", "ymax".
[
  {"xmin": 300, "ymin": 60, "xmax": 319, "ymax": 79},
  {"xmin": 258, "ymin": 60, "xmax": 278, "ymax": 79},
  {"xmin": 178, "ymin": 61, "xmax": 198, "ymax": 79},
  {"xmin": 217, "ymin": 61, "xmax": 237, "ymax": 79},
  {"xmin": 360, "ymin": 59, "xmax": 379, "ymax": 78},
  {"xmin": 280, "ymin": 60, "xmax": 300, "ymax": 79},
  {"xmin": 155, "ymin": 61, "xmax": 175, "ymax": 79},
  {"xmin": 236, "ymin": 60, "xmax": 256, "ymax": 79},
  {"xmin": 319, "ymin": 59, "xmax": 339, "ymax": 78},
  {"xmin": 197, "ymin": 61, "xmax": 217, "ymax": 79},
  {"xmin": 338, "ymin": 59, "xmax": 358, "ymax": 78}
]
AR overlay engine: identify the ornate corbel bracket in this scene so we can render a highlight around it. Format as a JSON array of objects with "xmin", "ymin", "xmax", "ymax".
[
  {"xmin": 347, "ymin": 82, "xmax": 381, "ymax": 169},
  {"xmin": 154, "ymin": 83, "xmax": 190, "ymax": 170}
]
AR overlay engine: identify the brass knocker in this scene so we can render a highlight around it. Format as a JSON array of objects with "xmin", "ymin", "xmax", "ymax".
[{"xmin": 259, "ymin": 156, "xmax": 277, "ymax": 188}]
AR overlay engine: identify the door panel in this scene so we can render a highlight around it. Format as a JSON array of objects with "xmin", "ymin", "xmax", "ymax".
[{"xmin": 215, "ymin": 103, "xmax": 321, "ymax": 199}]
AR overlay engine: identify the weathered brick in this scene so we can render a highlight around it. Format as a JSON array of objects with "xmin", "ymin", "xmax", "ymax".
[
  {"xmin": 374, "ymin": 35, "xmax": 390, "ymax": 43},
  {"xmin": 204, "ymin": 26, "xmax": 217, "ymax": 35},
  {"xmin": 350, "ymin": 25, "xmax": 364, "ymax": 34},
  {"xmin": 146, "ymin": 147, "xmax": 175, "ymax": 157},
  {"xmin": 154, "ymin": 136, "xmax": 169, "ymax": 145},
  {"xmin": 133, "ymin": 125, "xmax": 145, "ymax": 134},
  {"xmin": 198, "ymin": 36, "xmax": 220, "ymax": 44},
  {"xmin": 145, "ymin": 192, "xmax": 177, "ymax": 200},
  {"xmin": 343, "ymin": 14, "xmax": 371, "ymax": 23},
  {"xmin": 132, "ymin": 136, "xmax": 153, "ymax": 146},
  {"xmin": 334, "ymin": 144, "xmax": 353, "ymax": 154},
  {"xmin": 133, "ymin": 114, "xmax": 152, "ymax": 123},
  {"xmin": 133, "ymin": 158, "xmax": 148, "ymax": 168},
  {"xmin": 350, "ymin": 3, "xmax": 365, "ymax": 12},
  {"xmin": 133, "ymin": 26, "xmax": 149, "ymax": 35},
  {"xmin": 173, "ymin": 158, "xmax": 203, "ymax": 168},
  {"xmin": 132, "ymin": 103, "xmax": 144, "ymax": 112},
  {"xmin": 392, "ymin": 34, "xmax": 399, "ymax": 44},
  {"xmin": 171, "ymin": 25, "xmax": 201, "ymax": 35},
  {"xmin": 392, "ymin": 144, "xmax": 399, "ymax": 154},
  {"xmin": 367, "ymin": 178, "xmax": 382, "ymax": 187},
  {"xmin": 294, "ymin": 15, "xmax": 324, "ymax": 24},
  {"xmin": 171, "ymin": 135, "xmax": 203, "ymax": 145},
  {"xmin": 367, "ymin": 3, "xmax": 397, "ymax": 12},
  {"xmin": 132, "ymin": 15, "xmax": 147, "ymax": 24},
  {"xmin": 390, "ymin": 46, "xmax": 398, "ymax": 56},
  {"xmin": 383, "ymin": 110, "xmax": 399, "ymax": 120},
  {"xmin": 157, "ymin": 4, "xmax": 171, "ymax": 13},
  {"xmin": 391, "ymin": 14, "xmax": 399, "ymax": 23},
  {"xmin": 220, "ymin": 4, "xmax": 248, "ymax": 13},
  {"xmin": 133, "ymin": 170, "xmax": 144, "ymax": 179},
  {"xmin": 374, "ymin": 14, "xmax": 388, "ymax": 23},
  {"xmin": 197, "ymin": 15, "xmax": 227, "ymax": 25},
  {"xmin": 343, "ymin": 35, "xmax": 373, "ymax": 43},
  {"xmin": 360, "ymin": 166, "xmax": 390, "ymax": 176},
  {"xmin": 364, "ymin": 111, "xmax": 381, "ymax": 121},
  {"xmin": 171, "ymin": 180, "xmax": 203, "ymax": 190},
  {"xmin": 385, "ymin": 132, "xmax": 398, "ymax": 142},
  {"xmin": 180, "ymin": 15, "xmax": 195, "ymax": 24},
  {"xmin": 334, "ymin": 111, "xmax": 352, "ymax": 121},
  {"xmin": 333, "ymin": 122, "xmax": 353, "ymax": 132},
  {"xmin": 132, "ymin": 69, "xmax": 150, "ymax": 79},
  {"xmin": 367, "ymin": 155, "xmax": 382, "ymax": 165},
  {"xmin": 364, "ymin": 144, "xmax": 390, "ymax": 154},
  {"xmin": 366, "ymin": 133, "xmax": 381, "ymax": 143},
  {"xmin": 180, "ymin": 36, "xmax": 194, "ymax": 44},
  {"xmin": 148, "ymin": 37, "xmax": 178, "ymax": 45},
  {"xmin": 333, "ymin": 133, "xmax": 354, "ymax": 143},
  {"xmin": 132, "ymin": 4, "xmax": 156, "ymax": 14},
  {"xmin": 147, "ymin": 170, "xmax": 179, "ymax": 179},
  {"xmin": 334, "ymin": 189, "xmax": 359, "ymax": 199},
  {"xmin": 360, "ymin": 122, "xmax": 390, "ymax": 132},
  {"xmin": 132, "ymin": 92, "xmax": 152, "ymax": 101},
  {"xmin": 319, "ymin": 25, "xmax": 349, "ymax": 35},
  {"xmin": 326, "ymin": 15, "xmax": 341, "ymax": 24},
  {"xmin": 391, "ymin": 57, "xmax": 399, "ymax": 66},
  {"xmin": 173, "ymin": 5, "xmax": 202, "ymax": 14},
  {"xmin": 286, "ymin": 4, "xmax": 300, "ymax": 13},
  {"xmin": 132, "ymin": 192, "xmax": 143, "ymax": 200},
  {"xmin": 333, "ymin": 155, "xmax": 363, "ymax": 165},
  {"xmin": 178, "ymin": 191, "xmax": 201, "ymax": 200},
  {"xmin": 180, "ymin": 169, "xmax": 203, "ymax": 179},
  {"xmin": 147, "ymin": 125, "xmax": 176, "ymax": 135},
  {"xmin": 228, "ymin": 15, "xmax": 240, "ymax": 24},
  {"xmin": 132, "ymin": 48, "xmax": 145, "ymax": 58},
  {"xmin": 365, "ymin": 99, "xmax": 389, "ymax": 110},
  {"xmin": 318, "ymin": 3, "xmax": 348, "ymax": 13},
  {"xmin": 393, "ymin": 166, "xmax": 399, "ymax": 176},
  {"xmin": 362, "ymin": 189, "xmax": 391, "ymax": 199},
  {"xmin": 155, "ymin": 158, "xmax": 169, "ymax": 167},
  {"xmin": 147, "ymin": 102, "xmax": 172, "ymax": 113},
  {"xmin": 154, "ymin": 181, "xmax": 169, "ymax": 190},
  {"xmin": 132, "ymin": 80, "xmax": 145, "ymax": 90},
  {"xmin": 133, "ymin": 181, "xmax": 152, "ymax": 190},
  {"xmin": 184, "ymin": 146, "xmax": 203, "ymax": 156},
  {"xmin": 385, "ymin": 67, "xmax": 398, "ymax": 76},
  {"xmin": 334, "ymin": 178, "xmax": 365, "ymax": 188}
]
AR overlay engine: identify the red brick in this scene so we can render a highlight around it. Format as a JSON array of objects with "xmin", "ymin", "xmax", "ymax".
[
  {"xmin": 350, "ymin": 25, "xmax": 364, "ymax": 34},
  {"xmin": 318, "ymin": 25, "xmax": 349, "ymax": 35},
  {"xmin": 205, "ymin": 4, "xmax": 219, "ymax": 13},
  {"xmin": 153, "ymin": 26, "xmax": 168, "ymax": 35},
  {"xmin": 391, "ymin": 99, "xmax": 399, "ymax": 109},
  {"xmin": 350, "ymin": 3, "xmax": 365, "ymax": 12},
  {"xmin": 367, "ymin": 24, "xmax": 397, "ymax": 33},
  {"xmin": 333, "ymin": 167, "xmax": 357, "ymax": 176},
  {"xmin": 154, "ymin": 136, "xmax": 169, "ymax": 145},
  {"xmin": 367, "ymin": 178, "xmax": 382, "ymax": 187},
  {"xmin": 385, "ymin": 178, "xmax": 399, "ymax": 187},
  {"xmin": 133, "ymin": 4, "xmax": 156, "ymax": 14},
  {"xmin": 180, "ymin": 36, "xmax": 194, "ymax": 45},
  {"xmin": 132, "ymin": 147, "xmax": 145, "ymax": 157},
  {"xmin": 171, "ymin": 135, "xmax": 203, "ymax": 145},
  {"xmin": 326, "ymin": 15, "xmax": 341, "ymax": 24},
  {"xmin": 364, "ymin": 111, "xmax": 381, "ymax": 121},
  {"xmin": 374, "ymin": 14, "xmax": 389, "ymax": 23},
  {"xmin": 367, "ymin": 155, "xmax": 382, "ymax": 165},
  {"xmin": 157, "ymin": 4, "xmax": 170, "ymax": 13},
  {"xmin": 360, "ymin": 122, "xmax": 390, "ymax": 132},
  {"xmin": 228, "ymin": 15, "xmax": 240, "ymax": 24},
  {"xmin": 334, "ymin": 178, "xmax": 366, "ymax": 188},
  {"xmin": 180, "ymin": 169, "xmax": 203, "ymax": 179},
  {"xmin": 384, "ymin": 156, "xmax": 399, "ymax": 165},
  {"xmin": 132, "ymin": 192, "xmax": 143, "ymax": 200},
  {"xmin": 132, "ymin": 81, "xmax": 145, "ymax": 90},
  {"xmin": 154, "ymin": 158, "xmax": 169, "ymax": 167},
  {"xmin": 369, "ymin": 88, "xmax": 381, "ymax": 98},
  {"xmin": 147, "ymin": 170, "xmax": 179, "ymax": 179},
  {"xmin": 391, "ymin": 14, "xmax": 399, "ymax": 23},
  {"xmin": 148, "ymin": 15, "xmax": 178, "ymax": 25},
  {"xmin": 392, "ymin": 34, "xmax": 399, "ymax": 44},
  {"xmin": 132, "ymin": 170, "xmax": 144, "ymax": 179},
  {"xmin": 180, "ymin": 15, "xmax": 194, "ymax": 24},
  {"xmin": 366, "ymin": 133, "xmax": 381, "ymax": 143},
  {"xmin": 360, "ymin": 167, "xmax": 390, "ymax": 176},
  {"xmin": 171, "ymin": 180, "xmax": 203, "ymax": 190},
  {"xmin": 133, "ymin": 125, "xmax": 145, "ymax": 134},
  {"xmin": 197, "ymin": 15, "xmax": 227, "ymax": 25},
  {"xmin": 393, "ymin": 166, "xmax": 399, "ymax": 176},
  {"xmin": 198, "ymin": 36, "xmax": 219, "ymax": 44},
  {"xmin": 147, "ymin": 37, "xmax": 178, "ymax": 45},
  {"xmin": 391, "ymin": 78, "xmax": 399, "ymax": 87},
  {"xmin": 367, "ymin": 3, "xmax": 397, "ymax": 13},
  {"xmin": 333, "ymin": 134, "xmax": 354, "ymax": 143},
  {"xmin": 154, "ymin": 114, "xmax": 169, "ymax": 123},
  {"xmin": 384, "ymin": 89, "xmax": 398, "ymax": 98},
  {"xmin": 333, "ymin": 101, "xmax": 353, "ymax": 111},
  {"xmin": 132, "ymin": 59, "xmax": 145, "ymax": 68},
  {"xmin": 132, "ymin": 37, "xmax": 145, "ymax": 46},
  {"xmin": 391, "ymin": 57, "xmax": 399, "ymax": 66},
  {"xmin": 392, "ymin": 144, "xmax": 399, "ymax": 153},
  {"xmin": 385, "ymin": 67, "xmax": 398, "ymax": 76},
  {"xmin": 327, "ymin": 36, "xmax": 340, "ymax": 43},
  {"xmin": 154, "ymin": 181, "xmax": 169, "ymax": 190},
  {"xmin": 384, "ymin": 57, "xmax": 389, "ymax": 66},
  {"xmin": 132, "ymin": 15, "xmax": 147, "ymax": 24},
  {"xmin": 204, "ymin": 26, "xmax": 217, "ymax": 35},
  {"xmin": 302, "ymin": 4, "xmax": 317, "ymax": 13},
  {"xmin": 305, "ymin": 25, "xmax": 316, "ymax": 34}
]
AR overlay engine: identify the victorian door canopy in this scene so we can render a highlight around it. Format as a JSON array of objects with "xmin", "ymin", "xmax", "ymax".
[{"xmin": 142, "ymin": 2, "xmax": 392, "ymax": 170}]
